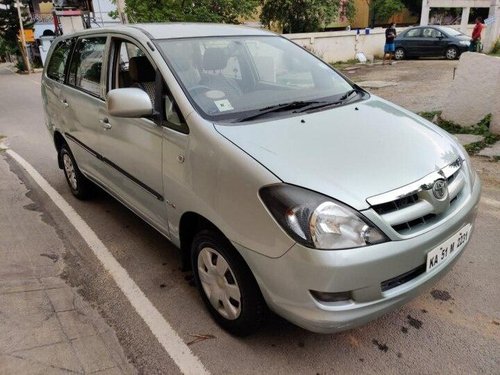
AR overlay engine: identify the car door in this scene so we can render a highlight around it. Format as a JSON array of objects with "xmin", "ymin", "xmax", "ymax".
[
  {"xmin": 419, "ymin": 27, "xmax": 444, "ymax": 56},
  {"xmin": 61, "ymin": 35, "xmax": 109, "ymax": 180},
  {"xmin": 97, "ymin": 36, "xmax": 169, "ymax": 235},
  {"xmin": 400, "ymin": 28, "xmax": 422, "ymax": 56},
  {"xmin": 42, "ymin": 38, "xmax": 75, "ymax": 137}
]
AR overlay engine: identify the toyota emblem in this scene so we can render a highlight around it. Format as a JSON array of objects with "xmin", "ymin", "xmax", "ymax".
[{"xmin": 432, "ymin": 179, "xmax": 448, "ymax": 200}]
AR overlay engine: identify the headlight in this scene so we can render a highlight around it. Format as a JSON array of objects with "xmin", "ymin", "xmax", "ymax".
[
  {"xmin": 456, "ymin": 142, "xmax": 476, "ymax": 186},
  {"xmin": 259, "ymin": 184, "xmax": 387, "ymax": 250},
  {"xmin": 459, "ymin": 40, "xmax": 470, "ymax": 46}
]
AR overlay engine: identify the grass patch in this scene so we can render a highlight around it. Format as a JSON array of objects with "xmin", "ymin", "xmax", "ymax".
[
  {"xmin": 489, "ymin": 39, "xmax": 500, "ymax": 57},
  {"xmin": 0, "ymin": 135, "xmax": 6, "ymax": 152},
  {"xmin": 418, "ymin": 112, "xmax": 499, "ymax": 155},
  {"xmin": 330, "ymin": 59, "xmax": 359, "ymax": 69}
]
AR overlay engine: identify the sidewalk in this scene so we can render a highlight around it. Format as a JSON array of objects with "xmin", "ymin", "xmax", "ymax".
[{"xmin": 0, "ymin": 154, "xmax": 135, "ymax": 374}]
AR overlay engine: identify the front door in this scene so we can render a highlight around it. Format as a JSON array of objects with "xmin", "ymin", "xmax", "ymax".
[
  {"xmin": 419, "ymin": 28, "xmax": 445, "ymax": 57},
  {"xmin": 97, "ymin": 37, "xmax": 168, "ymax": 235}
]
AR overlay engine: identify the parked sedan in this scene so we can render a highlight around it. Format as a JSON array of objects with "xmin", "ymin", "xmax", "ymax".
[{"xmin": 394, "ymin": 26, "xmax": 471, "ymax": 60}]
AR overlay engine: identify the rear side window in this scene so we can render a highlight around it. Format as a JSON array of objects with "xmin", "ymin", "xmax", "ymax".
[
  {"xmin": 68, "ymin": 37, "xmax": 107, "ymax": 97},
  {"xmin": 46, "ymin": 39, "xmax": 73, "ymax": 82},
  {"xmin": 406, "ymin": 29, "xmax": 422, "ymax": 38}
]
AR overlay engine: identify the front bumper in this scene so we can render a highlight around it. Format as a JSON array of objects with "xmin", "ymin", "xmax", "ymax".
[{"xmin": 235, "ymin": 177, "xmax": 481, "ymax": 333}]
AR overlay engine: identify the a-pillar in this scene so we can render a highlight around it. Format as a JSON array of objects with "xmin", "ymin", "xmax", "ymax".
[
  {"xmin": 460, "ymin": 7, "xmax": 470, "ymax": 33},
  {"xmin": 420, "ymin": 0, "xmax": 430, "ymax": 25}
]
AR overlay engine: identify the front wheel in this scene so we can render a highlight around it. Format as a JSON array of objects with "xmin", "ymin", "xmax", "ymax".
[
  {"xmin": 60, "ymin": 145, "xmax": 93, "ymax": 200},
  {"xmin": 445, "ymin": 46, "xmax": 459, "ymax": 60},
  {"xmin": 394, "ymin": 47, "xmax": 405, "ymax": 60},
  {"xmin": 191, "ymin": 230, "xmax": 266, "ymax": 336}
]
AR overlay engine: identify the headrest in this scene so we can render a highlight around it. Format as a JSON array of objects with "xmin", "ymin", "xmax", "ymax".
[
  {"xmin": 202, "ymin": 48, "xmax": 228, "ymax": 71},
  {"xmin": 129, "ymin": 56, "xmax": 155, "ymax": 82}
]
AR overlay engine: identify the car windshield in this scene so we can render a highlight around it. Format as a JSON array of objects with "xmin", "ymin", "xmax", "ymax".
[
  {"xmin": 439, "ymin": 27, "xmax": 463, "ymax": 36},
  {"xmin": 156, "ymin": 36, "xmax": 357, "ymax": 122}
]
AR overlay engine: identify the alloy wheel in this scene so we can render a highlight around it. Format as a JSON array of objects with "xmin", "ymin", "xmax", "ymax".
[
  {"xmin": 446, "ymin": 47, "xmax": 457, "ymax": 60},
  {"xmin": 395, "ymin": 48, "xmax": 405, "ymax": 60}
]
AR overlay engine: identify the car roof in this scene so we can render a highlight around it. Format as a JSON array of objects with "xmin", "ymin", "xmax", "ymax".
[
  {"xmin": 133, "ymin": 23, "xmax": 275, "ymax": 39},
  {"xmin": 59, "ymin": 23, "xmax": 275, "ymax": 40}
]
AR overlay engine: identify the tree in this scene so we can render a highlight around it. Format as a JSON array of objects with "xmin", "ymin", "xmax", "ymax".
[
  {"xmin": 402, "ymin": 0, "xmax": 421, "ymax": 17},
  {"xmin": 123, "ymin": 0, "xmax": 259, "ymax": 24},
  {"xmin": 260, "ymin": 0, "xmax": 356, "ymax": 34},
  {"xmin": 366, "ymin": 0, "xmax": 405, "ymax": 28},
  {"xmin": 0, "ymin": 0, "xmax": 34, "ymax": 62}
]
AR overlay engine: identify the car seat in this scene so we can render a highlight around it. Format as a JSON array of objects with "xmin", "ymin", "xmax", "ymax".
[{"xmin": 129, "ymin": 56, "xmax": 156, "ymax": 108}]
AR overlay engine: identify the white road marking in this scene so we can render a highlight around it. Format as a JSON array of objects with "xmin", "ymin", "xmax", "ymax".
[{"xmin": 6, "ymin": 149, "xmax": 209, "ymax": 375}]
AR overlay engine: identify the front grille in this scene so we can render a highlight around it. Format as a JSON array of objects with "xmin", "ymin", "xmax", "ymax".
[
  {"xmin": 373, "ymin": 193, "xmax": 419, "ymax": 215},
  {"xmin": 381, "ymin": 264, "xmax": 426, "ymax": 292},
  {"xmin": 392, "ymin": 213, "xmax": 436, "ymax": 233},
  {"xmin": 370, "ymin": 161, "xmax": 466, "ymax": 236}
]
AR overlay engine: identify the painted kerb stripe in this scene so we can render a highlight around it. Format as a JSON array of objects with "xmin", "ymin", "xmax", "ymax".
[{"xmin": 7, "ymin": 149, "xmax": 209, "ymax": 375}]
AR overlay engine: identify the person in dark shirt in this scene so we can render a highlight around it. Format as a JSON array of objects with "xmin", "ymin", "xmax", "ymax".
[
  {"xmin": 470, "ymin": 17, "xmax": 484, "ymax": 52},
  {"xmin": 383, "ymin": 23, "xmax": 397, "ymax": 65}
]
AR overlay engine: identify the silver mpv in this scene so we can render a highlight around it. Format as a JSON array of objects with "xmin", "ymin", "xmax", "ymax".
[{"xmin": 41, "ymin": 23, "xmax": 481, "ymax": 336}]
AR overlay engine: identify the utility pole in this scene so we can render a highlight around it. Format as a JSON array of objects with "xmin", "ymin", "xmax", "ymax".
[
  {"xmin": 116, "ymin": 0, "xmax": 128, "ymax": 24},
  {"xmin": 15, "ymin": 0, "xmax": 31, "ymax": 74}
]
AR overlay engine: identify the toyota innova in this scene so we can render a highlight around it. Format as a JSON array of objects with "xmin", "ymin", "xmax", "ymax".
[{"xmin": 41, "ymin": 23, "xmax": 481, "ymax": 336}]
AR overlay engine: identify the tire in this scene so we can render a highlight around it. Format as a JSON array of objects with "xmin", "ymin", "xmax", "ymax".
[
  {"xmin": 394, "ymin": 47, "xmax": 405, "ymax": 60},
  {"xmin": 445, "ymin": 46, "xmax": 458, "ymax": 60},
  {"xmin": 60, "ymin": 145, "xmax": 93, "ymax": 200},
  {"xmin": 191, "ymin": 229, "xmax": 266, "ymax": 336}
]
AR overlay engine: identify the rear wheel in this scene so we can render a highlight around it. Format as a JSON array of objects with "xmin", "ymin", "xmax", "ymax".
[
  {"xmin": 445, "ymin": 46, "xmax": 458, "ymax": 60},
  {"xmin": 191, "ymin": 229, "xmax": 266, "ymax": 336},
  {"xmin": 60, "ymin": 145, "xmax": 93, "ymax": 200},
  {"xmin": 394, "ymin": 47, "xmax": 405, "ymax": 60}
]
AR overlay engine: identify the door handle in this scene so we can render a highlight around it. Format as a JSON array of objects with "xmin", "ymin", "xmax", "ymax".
[
  {"xmin": 59, "ymin": 99, "xmax": 69, "ymax": 108},
  {"xmin": 99, "ymin": 118, "xmax": 112, "ymax": 129}
]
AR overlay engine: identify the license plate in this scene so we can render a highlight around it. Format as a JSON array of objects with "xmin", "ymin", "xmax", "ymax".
[{"xmin": 426, "ymin": 224, "xmax": 472, "ymax": 272}]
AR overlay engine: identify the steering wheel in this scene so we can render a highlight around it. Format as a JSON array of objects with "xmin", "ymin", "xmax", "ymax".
[{"xmin": 188, "ymin": 85, "xmax": 211, "ymax": 96}]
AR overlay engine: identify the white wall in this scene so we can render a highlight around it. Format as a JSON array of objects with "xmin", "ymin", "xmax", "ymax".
[
  {"xmin": 441, "ymin": 53, "xmax": 500, "ymax": 133},
  {"xmin": 285, "ymin": 26, "xmax": 475, "ymax": 63}
]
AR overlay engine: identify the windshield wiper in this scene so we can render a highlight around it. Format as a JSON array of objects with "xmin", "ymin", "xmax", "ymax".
[
  {"xmin": 235, "ymin": 100, "xmax": 322, "ymax": 122},
  {"xmin": 294, "ymin": 87, "xmax": 364, "ymax": 113}
]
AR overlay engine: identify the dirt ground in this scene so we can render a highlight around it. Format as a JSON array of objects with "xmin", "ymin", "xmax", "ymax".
[{"xmin": 340, "ymin": 59, "xmax": 460, "ymax": 113}]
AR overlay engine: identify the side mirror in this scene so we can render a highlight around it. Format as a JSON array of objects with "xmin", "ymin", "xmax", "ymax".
[
  {"xmin": 106, "ymin": 88, "xmax": 153, "ymax": 118},
  {"xmin": 165, "ymin": 95, "xmax": 182, "ymax": 126}
]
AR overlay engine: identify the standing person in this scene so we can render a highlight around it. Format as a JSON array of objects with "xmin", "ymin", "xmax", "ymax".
[
  {"xmin": 470, "ymin": 17, "xmax": 484, "ymax": 52},
  {"xmin": 383, "ymin": 23, "xmax": 397, "ymax": 65}
]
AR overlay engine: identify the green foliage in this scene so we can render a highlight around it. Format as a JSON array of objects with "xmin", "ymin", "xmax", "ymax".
[
  {"xmin": 0, "ymin": 0, "xmax": 29, "ymax": 43},
  {"xmin": 261, "ymin": 0, "xmax": 355, "ymax": 34},
  {"xmin": 369, "ymin": 0, "xmax": 405, "ymax": 25},
  {"xmin": 329, "ymin": 58, "xmax": 358, "ymax": 68},
  {"xmin": 15, "ymin": 58, "xmax": 25, "ymax": 72},
  {"xmin": 401, "ymin": 0, "xmax": 421, "ymax": 17},
  {"xmin": 489, "ymin": 38, "xmax": 500, "ymax": 57},
  {"xmin": 0, "ymin": 35, "xmax": 17, "ymax": 59},
  {"xmin": 419, "ymin": 112, "xmax": 499, "ymax": 155},
  {"xmin": 124, "ymin": 0, "xmax": 258, "ymax": 24}
]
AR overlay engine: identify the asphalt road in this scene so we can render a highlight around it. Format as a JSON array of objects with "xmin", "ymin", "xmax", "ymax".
[{"xmin": 1, "ymin": 64, "xmax": 499, "ymax": 374}]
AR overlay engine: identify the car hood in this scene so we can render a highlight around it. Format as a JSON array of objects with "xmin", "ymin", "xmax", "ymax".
[{"xmin": 214, "ymin": 97, "xmax": 462, "ymax": 210}]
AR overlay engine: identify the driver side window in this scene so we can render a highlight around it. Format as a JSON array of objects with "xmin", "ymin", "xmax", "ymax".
[{"xmin": 109, "ymin": 38, "xmax": 187, "ymax": 133}]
